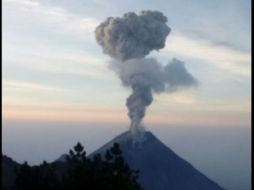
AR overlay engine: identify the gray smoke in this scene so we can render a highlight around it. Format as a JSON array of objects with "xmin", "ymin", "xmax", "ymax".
[
  {"xmin": 95, "ymin": 11, "xmax": 197, "ymax": 136},
  {"xmin": 110, "ymin": 58, "xmax": 197, "ymax": 134},
  {"xmin": 95, "ymin": 10, "xmax": 170, "ymax": 61}
]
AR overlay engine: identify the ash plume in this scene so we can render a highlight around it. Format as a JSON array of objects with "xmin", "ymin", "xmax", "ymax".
[
  {"xmin": 95, "ymin": 10, "xmax": 170, "ymax": 61},
  {"xmin": 95, "ymin": 11, "xmax": 197, "ymax": 136}
]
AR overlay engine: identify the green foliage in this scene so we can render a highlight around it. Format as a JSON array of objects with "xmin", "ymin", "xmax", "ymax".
[{"xmin": 15, "ymin": 142, "xmax": 142, "ymax": 190}]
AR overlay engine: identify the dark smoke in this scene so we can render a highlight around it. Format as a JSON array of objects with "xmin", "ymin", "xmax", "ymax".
[{"xmin": 95, "ymin": 11, "xmax": 197, "ymax": 137}]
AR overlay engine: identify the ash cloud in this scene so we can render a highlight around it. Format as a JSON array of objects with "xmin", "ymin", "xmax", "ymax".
[
  {"xmin": 164, "ymin": 58, "xmax": 198, "ymax": 92},
  {"xmin": 95, "ymin": 10, "xmax": 170, "ymax": 61},
  {"xmin": 95, "ymin": 10, "xmax": 198, "ymax": 136},
  {"xmin": 112, "ymin": 58, "xmax": 197, "ymax": 93},
  {"xmin": 110, "ymin": 58, "xmax": 197, "ymax": 134}
]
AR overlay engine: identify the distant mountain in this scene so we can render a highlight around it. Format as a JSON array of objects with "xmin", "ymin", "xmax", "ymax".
[
  {"xmin": 90, "ymin": 131, "xmax": 226, "ymax": 190},
  {"xmin": 2, "ymin": 155, "xmax": 20, "ymax": 190}
]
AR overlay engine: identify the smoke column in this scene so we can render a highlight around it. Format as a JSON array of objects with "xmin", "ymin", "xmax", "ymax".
[{"xmin": 95, "ymin": 11, "xmax": 197, "ymax": 136}]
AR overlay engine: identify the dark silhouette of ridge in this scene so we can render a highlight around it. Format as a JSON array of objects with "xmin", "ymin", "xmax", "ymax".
[{"xmin": 2, "ymin": 155, "xmax": 20, "ymax": 190}]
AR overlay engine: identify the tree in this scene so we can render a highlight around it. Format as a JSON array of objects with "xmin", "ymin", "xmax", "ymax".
[
  {"xmin": 103, "ymin": 143, "xmax": 142, "ymax": 190},
  {"xmin": 61, "ymin": 142, "xmax": 90, "ymax": 190},
  {"xmin": 15, "ymin": 162, "xmax": 44, "ymax": 190},
  {"xmin": 14, "ymin": 142, "xmax": 143, "ymax": 190},
  {"xmin": 15, "ymin": 161, "xmax": 59, "ymax": 190}
]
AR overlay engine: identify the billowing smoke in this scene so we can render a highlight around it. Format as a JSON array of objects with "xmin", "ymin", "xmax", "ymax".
[
  {"xmin": 110, "ymin": 58, "xmax": 197, "ymax": 135},
  {"xmin": 95, "ymin": 10, "xmax": 170, "ymax": 61},
  {"xmin": 95, "ymin": 11, "xmax": 197, "ymax": 137}
]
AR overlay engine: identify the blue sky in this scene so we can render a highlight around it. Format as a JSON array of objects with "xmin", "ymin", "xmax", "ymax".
[{"xmin": 3, "ymin": 0, "xmax": 251, "ymax": 127}]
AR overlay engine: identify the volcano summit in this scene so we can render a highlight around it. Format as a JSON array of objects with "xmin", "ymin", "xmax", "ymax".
[{"xmin": 90, "ymin": 131, "xmax": 226, "ymax": 190}]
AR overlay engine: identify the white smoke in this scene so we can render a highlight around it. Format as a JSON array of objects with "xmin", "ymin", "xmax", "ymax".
[{"xmin": 95, "ymin": 10, "xmax": 198, "ymax": 137}]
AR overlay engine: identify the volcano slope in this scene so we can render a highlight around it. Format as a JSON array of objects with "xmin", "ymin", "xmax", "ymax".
[{"xmin": 90, "ymin": 131, "xmax": 226, "ymax": 190}]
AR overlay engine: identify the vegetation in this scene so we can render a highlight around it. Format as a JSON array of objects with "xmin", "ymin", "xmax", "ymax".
[{"xmin": 14, "ymin": 142, "xmax": 142, "ymax": 190}]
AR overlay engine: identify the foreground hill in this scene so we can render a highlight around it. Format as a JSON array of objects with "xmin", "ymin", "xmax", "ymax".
[{"xmin": 2, "ymin": 155, "xmax": 20, "ymax": 190}]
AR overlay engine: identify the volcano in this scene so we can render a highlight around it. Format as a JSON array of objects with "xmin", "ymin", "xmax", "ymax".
[{"xmin": 89, "ymin": 131, "xmax": 226, "ymax": 190}]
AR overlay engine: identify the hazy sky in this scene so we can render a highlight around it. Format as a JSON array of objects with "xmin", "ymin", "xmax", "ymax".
[
  {"xmin": 3, "ymin": 0, "xmax": 251, "ymax": 127},
  {"xmin": 2, "ymin": 120, "xmax": 251, "ymax": 190},
  {"xmin": 2, "ymin": 1, "xmax": 251, "ymax": 190}
]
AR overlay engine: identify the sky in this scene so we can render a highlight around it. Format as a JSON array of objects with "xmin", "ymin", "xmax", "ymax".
[
  {"xmin": 2, "ymin": 1, "xmax": 251, "ymax": 190},
  {"xmin": 2, "ymin": 0, "xmax": 251, "ymax": 127}
]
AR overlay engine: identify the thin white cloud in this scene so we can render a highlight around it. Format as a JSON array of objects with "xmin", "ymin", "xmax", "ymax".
[
  {"xmin": 3, "ymin": 0, "xmax": 99, "ymax": 37},
  {"xmin": 163, "ymin": 32, "xmax": 251, "ymax": 78},
  {"xmin": 157, "ymin": 91, "xmax": 198, "ymax": 105},
  {"xmin": 3, "ymin": 0, "xmax": 111, "ymax": 79},
  {"xmin": 4, "ymin": 0, "xmax": 40, "ymax": 7},
  {"xmin": 4, "ymin": 0, "xmax": 250, "ymax": 80},
  {"xmin": 3, "ymin": 46, "xmax": 113, "ymax": 79},
  {"xmin": 154, "ymin": 91, "xmax": 250, "ymax": 114},
  {"xmin": 3, "ymin": 80, "xmax": 64, "ymax": 91}
]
